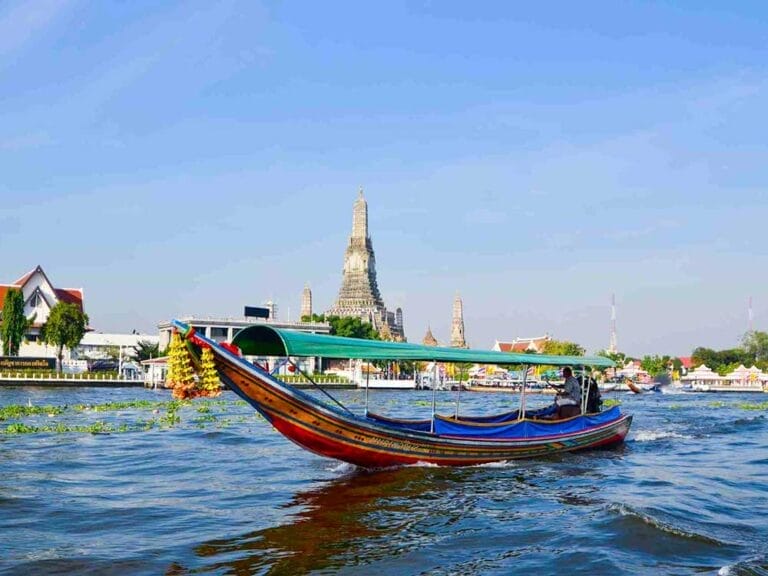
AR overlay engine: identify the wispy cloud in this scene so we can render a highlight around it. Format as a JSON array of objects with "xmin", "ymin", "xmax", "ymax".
[
  {"xmin": 0, "ymin": 131, "xmax": 55, "ymax": 150},
  {"xmin": 0, "ymin": 0, "xmax": 72, "ymax": 57}
]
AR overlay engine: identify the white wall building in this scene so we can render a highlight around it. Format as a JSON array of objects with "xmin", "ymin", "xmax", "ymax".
[
  {"xmin": 0, "ymin": 265, "xmax": 85, "ymax": 359},
  {"xmin": 75, "ymin": 332, "xmax": 160, "ymax": 360},
  {"xmin": 158, "ymin": 314, "xmax": 332, "ymax": 374}
]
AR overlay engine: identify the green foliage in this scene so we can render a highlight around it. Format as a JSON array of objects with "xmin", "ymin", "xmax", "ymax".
[
  {"xmin": 327, "ymin": 315, "xmax": 381, "ymax": 340},
  {"xmin": 742, "ymin": 331, "xmax": 768, "ymax": 364},
  {"xmin": 301, "ymin": 313, "xmax": 381, "ymax": 340},
  {"xmin": 640, "ymin": 355, "xmax": 671, "ymax": 377},
  {"xmin": 541, "ymin": 339, "xmax": 585, "ymax": 356},
  {"xmin": 40, "ymin": 302, "xmax": 89, "ymax": 371},
  {"xmin": 596, "ymin": 350, "xmax": 627, "ymax": 365},
  {"xmin": 736, "ymin": 401, "xmax": 768, "ymax": 411},
  {"xmin": 132, "ymin": 340, "xmax": 160, "ymax": 362},
  {"xmin": 691, "ymin": 347, "xmax": 751, "ymax": 374},
  {"xmin": 0, "ymin": 404, "xmax": 65, "ymax": 420},
  {"xmin": 1, "ymin": 288, "xmax": 31, "ymax": 356},
  {"xmin": 0, "ymin": 398, "xmax": 263, "ymax": 436}
]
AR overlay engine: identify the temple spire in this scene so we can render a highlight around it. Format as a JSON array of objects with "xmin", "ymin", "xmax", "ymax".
[
  {"xmin": 301, "ymin": 283, "xmax": 312, "ymax": 319},
  {"xmin": 351, "ymin": 188, "xmax": 368, "ymax": 240},
  {"xmin": 450, "ymin": 293, "xmax": 467, "ymax": 348},
  {"xmin": 327, "ymin": 191, "xmax": 405, "ymax": 341}
]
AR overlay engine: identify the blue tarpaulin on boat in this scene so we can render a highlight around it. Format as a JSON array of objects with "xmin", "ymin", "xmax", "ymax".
[
  {"xmin": 365, "ymin": 413, "xmax": 433, "ymax": 432},
  {"xmin": 433, "ymin": 406, "xmax": 622, "ymax": 439},
  {"xmin": 457, "ymin": 405, "xmax": 558, "ymax": 424}
]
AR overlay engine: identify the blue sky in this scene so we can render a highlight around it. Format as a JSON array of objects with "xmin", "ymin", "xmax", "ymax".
[{"xmin": 1, "ymin": 0, "xmax": 766, "ymax": 356}]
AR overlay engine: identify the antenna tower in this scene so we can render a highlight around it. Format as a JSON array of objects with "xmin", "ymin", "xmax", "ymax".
[
  {"xmin": 748, "ymin": 296, "xmax": 754, "ymax": 333},
  {"xmin": 608, "ymin": 293, "xmax": 618, "ymax": 353}
]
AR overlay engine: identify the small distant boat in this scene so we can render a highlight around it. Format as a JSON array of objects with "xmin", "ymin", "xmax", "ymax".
[
  {"xmin": 627, "ymin": 380, "xmax": 643, "ymax": 394},
  {"xmin": 172, "ymin": 320, "xmax": 632, "ymax": 468}
]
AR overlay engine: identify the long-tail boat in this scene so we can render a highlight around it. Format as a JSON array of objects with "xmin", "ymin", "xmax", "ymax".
[{"xmin": 173, "ymin": 320, "xmax": 632, "ymax": 468}]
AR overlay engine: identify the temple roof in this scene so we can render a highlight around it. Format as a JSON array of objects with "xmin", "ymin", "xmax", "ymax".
[{"xmin": 423, "ymin": 326, "xmax": 438, "ymax": 347}]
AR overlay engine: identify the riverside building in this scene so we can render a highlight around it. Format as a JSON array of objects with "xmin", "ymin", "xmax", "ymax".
[{"xmin": 0, "ymin": 265, "xmax": 84, "ymax": 358}]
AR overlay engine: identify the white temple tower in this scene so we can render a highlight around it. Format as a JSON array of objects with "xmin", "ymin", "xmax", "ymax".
[
  {"xmin": 301, "ymin": 284, "xmax": 313, "ymax": 319},
  {"xmin": 450, "ymin": 293, "xmax": 467, "ymax": 348}
]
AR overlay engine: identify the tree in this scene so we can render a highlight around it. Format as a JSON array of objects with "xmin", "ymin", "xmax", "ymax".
[
  {"xmin": 541, "ymin": 339, "xmax": 585, "ymax": 356},
  {"xmin": 40, "ymin": 302, "xmax": 89, "ymax": 372},
  {"xmin": 742, "ymin": 330, "xmax": 768, "ymax": 364},
  {"xmin": 640, "ymin": 355, "xmax": 670, "ymax": 377},
  {"xmin": 692, "ymin": 346, "xmax": 750, "ymax": 374},
  {"xmin": 0, "ymin": 288, "xmax": 31, "ymax": 356},
  {"xmin": 597, "ymin": 349, "xmax": 627, "ymax": 366},
  {"xmin": 132, "ymin": 340, "xmax": 160, "ymax": 362},
  {"xmin": 302, "ymin": 313, "xmax": 327, "ymax": 323},
  {"xmin": 300, "ymin": 314, "xmax": 381, "ymax": 340},
  {"xmin": 327, "ymin": 315, "xmax": 381, "ymax": 340}
]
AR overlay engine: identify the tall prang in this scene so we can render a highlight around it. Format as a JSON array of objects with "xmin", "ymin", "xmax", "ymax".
[
  {"xmin": 301, "ymin": 284, "xmax": 313, "ymax": 319},
  {"xmin": 450, "ymin": 293, "xmax": 467, "ymax": 348},
  {"xmin": 327, "ymin": 190, "xmax": 405, "ymax": 340}
]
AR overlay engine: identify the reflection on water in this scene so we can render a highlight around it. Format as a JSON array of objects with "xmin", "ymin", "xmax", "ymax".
[
  {"xmin": 189, "ymin": 467, "xmax": 439, "ymax": 574},
  {"xmin": 1, "ymin": 388, "xmax": 767, "ymax": 575}
]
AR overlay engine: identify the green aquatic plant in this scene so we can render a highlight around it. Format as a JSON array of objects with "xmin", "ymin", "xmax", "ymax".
[
  {"xmin": 735, "ymin": 401, "xmax": 768, "ymax": 411},
  {"xmin": 0, "ymin": 405, "xmax": 66, "ymax": 420},
  {"xmin": 73, "ymin": 400, "xmax": 163, "ymax": 412},
  {"xmin": 193, "ymin": 414, "xmax": 217, "ymax": 425},
  {"xmin": 0, "ymin": 396, "xmax": 266, "ymax": 435},
  {"xmin": 603, "ymin": 399, "xmax": 622, "ymax": 408},
  {"xmin": 4, "ymin": 422, "xmax": 38, "ymax": 434},
  {"xmin": 708, "ymin": 401, "xmax": 726, "ymax": 409}
]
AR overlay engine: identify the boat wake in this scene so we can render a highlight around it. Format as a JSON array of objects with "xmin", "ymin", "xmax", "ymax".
[
  {"xmin": 606, "ymin": 502, "xmax": 727, "ymax": 546},
  {"xmin": 470, "ymin": 459, "xmax": 517, "ymax": 469},
  {"xmin": 718, "ymin": 554, "xmax": 768, "ymax": 576},
  {"xmin": 697, "ymin": 415, "xmax": 766, "ymax": 438},
  {"xmin": 327, "ymin": 461, "xmax": 358, "ymax": 475},
  {"xmin": 631, "ymin": 429, "xmax": 692, "ymax": 442}
]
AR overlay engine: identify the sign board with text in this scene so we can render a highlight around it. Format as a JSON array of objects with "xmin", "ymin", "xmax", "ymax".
[{"xmin": 0, "ymin": 357, "xmax": 56, "ymax": 370}]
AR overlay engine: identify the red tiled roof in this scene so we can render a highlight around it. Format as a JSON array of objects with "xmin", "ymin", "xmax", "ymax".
[
  {"xmin": 55, "ymin": 288, "xmax": 84, "ymax": 311},
  {"xmin": 1, "ymin": 267, "xmax": 85, "ymax": 314},
  {"xmin": 497, "ymin": 338, "xmax": 548, "ymax": 353},
  {"xmin": 497, "ymin": 342, "xmax": 534, "ymax": 353},
  {"xmin": 0, "ymin": 285, "xmax": 12, "ymax": 310},
  {"xmin": 678, "ymin": 356, "xmax": 693, "ymax": 369},
  {"xmin": 13, "ymin": 267, "xmax": 37, "ymax": 287}
]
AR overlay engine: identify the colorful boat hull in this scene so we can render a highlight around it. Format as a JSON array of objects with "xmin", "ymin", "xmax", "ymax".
[{"xmin": 184, "ymin": 328, "xmax": 633, "ymax": 468}]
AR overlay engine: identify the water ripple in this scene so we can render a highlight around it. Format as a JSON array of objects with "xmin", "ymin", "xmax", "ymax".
[{"xmin": 0, "ymin": 387, "xmax": 766, "ymax": 575}]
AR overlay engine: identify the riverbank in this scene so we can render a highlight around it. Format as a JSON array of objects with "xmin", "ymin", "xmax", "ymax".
[{"xmin": 0, "ymin": 375, "xmax": 144, "ymax": 387}]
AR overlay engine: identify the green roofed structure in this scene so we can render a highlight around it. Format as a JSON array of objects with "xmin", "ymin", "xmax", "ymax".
[{"xmin": 230, "ymin": 325, "xmax": 613, "ymax": 367}]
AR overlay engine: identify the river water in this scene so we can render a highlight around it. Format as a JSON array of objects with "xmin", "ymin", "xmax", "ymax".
[{"xmin": 1, "ymin": 386, "xmax": 766, "ymax": 575}]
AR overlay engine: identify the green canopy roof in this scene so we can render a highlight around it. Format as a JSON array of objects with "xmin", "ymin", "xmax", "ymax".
[{"xmin": 230, "ymin": 325, "xmax": 614, "ymax": 367}]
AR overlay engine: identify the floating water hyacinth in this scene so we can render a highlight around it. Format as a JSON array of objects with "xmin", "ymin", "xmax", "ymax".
[
  {"xmin": 736, "ymin": 401, "xmax": 768, "ymax": 411},
  {"xmin": 0, "ymin": 399, "xmax": 252, "ymax": 435}
]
